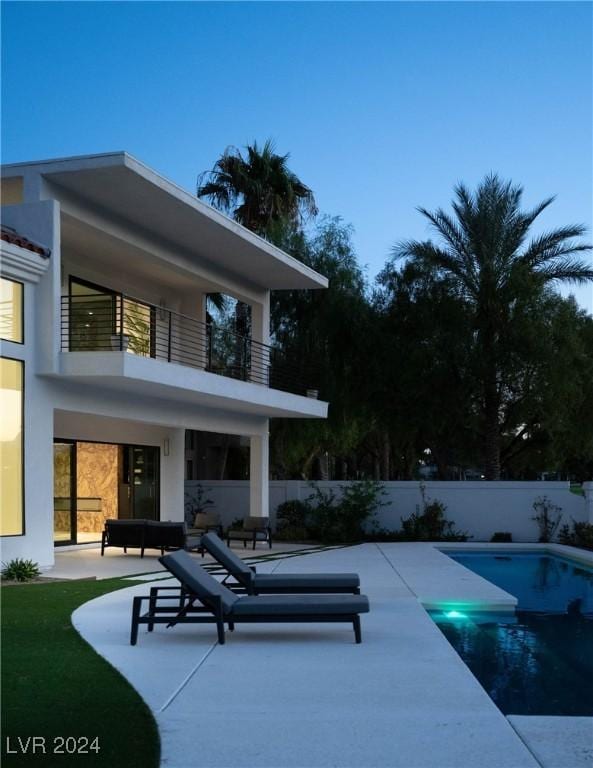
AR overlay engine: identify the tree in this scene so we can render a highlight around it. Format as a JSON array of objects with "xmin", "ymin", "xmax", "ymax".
[
  {"xmin": 270, "ymin": 218, "xmax": 373, "ymax": 479},
  {"xmin": 394, "ymin": 175, "xmax": 592, "ymax": 479},
  {"xmin": 197, "ymin": 139, "xmax": 317, "ymax": 242}
]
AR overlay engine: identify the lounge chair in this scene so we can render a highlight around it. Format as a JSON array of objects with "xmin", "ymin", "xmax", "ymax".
[
  {"xmin": 130, "ymin": 550, "xmax": 369, "ymax": 645},
  {"xmin": 201, "ymin": 532, "xmax": 360, "ymax": 594}
]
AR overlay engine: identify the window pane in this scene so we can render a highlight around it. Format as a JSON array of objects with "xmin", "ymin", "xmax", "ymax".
[
  {"xmin": 0, "ymin": 358, "xmax": 24, "ymax": 535},
  {"xmin": 0, "ymin": 278, "xmax": 23, "ymax": 343}
]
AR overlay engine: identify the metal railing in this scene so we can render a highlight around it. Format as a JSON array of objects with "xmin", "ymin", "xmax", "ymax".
[{"xmin": 60, "ymin": 293, "xmax": 318, "ymax": 397}]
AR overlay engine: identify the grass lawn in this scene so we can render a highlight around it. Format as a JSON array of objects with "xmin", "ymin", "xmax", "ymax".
[{"xmin": 1, "ymin": 578, "xmax": 159, "ymax": 767}]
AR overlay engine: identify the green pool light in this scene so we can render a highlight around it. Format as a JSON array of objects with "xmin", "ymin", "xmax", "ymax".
[{"xmin": 445, "ymin": 610, "xmax": 467, "ymax": 620}]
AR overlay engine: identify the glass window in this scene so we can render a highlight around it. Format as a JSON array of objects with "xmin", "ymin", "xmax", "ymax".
[
  {"xmin": 0, "ymin": 278, "xmax": 23, "ymax": 343},
  {"xmin": 1, "ymin": 358, "xmax": 24, "ymax": 535}
]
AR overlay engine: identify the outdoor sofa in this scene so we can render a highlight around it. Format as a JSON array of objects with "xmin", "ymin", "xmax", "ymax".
[
  {"xmin": 201, "ymin": 532, "xmax": 361, "ymax": 594},
  {"xmin": 130, "ymin": 550, "xmax": 370, "ymax": 645},
  {"xmin": 101, "ymin": 519, "xmax": 201, "ymax": 557}
]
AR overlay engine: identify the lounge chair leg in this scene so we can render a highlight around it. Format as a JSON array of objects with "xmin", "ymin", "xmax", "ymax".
[
  {"xmin": 228, "ymin": 621, "xmax": 235, "ymax": 632},
  {"xmin": 148, "ymin": 588, "xmax": 157, "ymax": 632},
  {"xmin": 130, "ymin": 596, "xmax": 142, "ymax": 646},
  {"xmin": 353, "ymin": 616, "xmax": 362, "ymax": 644},
  {"xmin": 217, "ymin": 619, "xmax": 226, "ymax": 644},
  {"xmin": 124, "ymin": 546, "xmax": 127, "ymax": 554}
]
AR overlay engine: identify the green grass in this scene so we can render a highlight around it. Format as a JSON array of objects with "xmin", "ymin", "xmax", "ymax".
[{"xmin": 1, "ymin": 579, "xmax": 159, "ymax": 767}]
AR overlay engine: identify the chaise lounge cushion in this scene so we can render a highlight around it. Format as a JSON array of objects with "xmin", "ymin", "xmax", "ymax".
[
  {"xmin": 231, "ymin": 594, "xmax": 370, "ymax": 617},
  {"xmin": 201, "ymin": 532, "xmax": 254, "ymax": 585},
  {"xmin": 201, "ymin": 533, "xmax": 360, "ymax": 593},
  {"xmin": 252, "ymin": 573, "xmax": 360, "ymax": 590},
  {"xmin": 160, "ymin": 550, "xmax": 239, "ymax": 614}
]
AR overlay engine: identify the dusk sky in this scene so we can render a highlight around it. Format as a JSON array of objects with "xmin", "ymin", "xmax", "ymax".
[{"xmin": 2, "ymin": 1, "xmax": 592, "ymax": 312}]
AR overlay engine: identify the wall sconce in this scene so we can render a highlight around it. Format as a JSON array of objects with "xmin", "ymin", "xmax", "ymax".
[{"xmin": 163, "ymin": 438, "xmax": 170, "ymax": 457}]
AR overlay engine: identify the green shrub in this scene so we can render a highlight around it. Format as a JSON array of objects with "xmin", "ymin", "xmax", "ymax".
[
  {"xmin": 1, "ymin": 558, "xmax": 41, "ymax": 582},
  {"xmin": 275, "ymin": 499, "xmax": 311, "ymax": 541},
  {"xmin": 307, "ymin": 480, "xmax": 386, "ymax": 543},
  {"xmin": 491, "ymin": 532, "xmax": 513, "ymax": 543},
  {"xmin": 558, "ymin": 520, "xmax": 593, "ymax": 551},
  {"xmin": 400, "ymin": 485, "xmax": 468, "ymax": 541},
  {"xmin": 532, "ymin": 496, "xmax": 563, "ymax": 543}
]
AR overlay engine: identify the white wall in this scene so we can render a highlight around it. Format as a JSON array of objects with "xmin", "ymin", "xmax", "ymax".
[{"xmin": 185, "ymin": 480, "xmax": 587, "ymax": 542}]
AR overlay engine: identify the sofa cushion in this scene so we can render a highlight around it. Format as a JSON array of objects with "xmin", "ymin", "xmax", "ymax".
[
  {"xmin": 144, "ymin": 521, "xmax": 186, "ymax": 548},
  {"xmin": 105, "ymin": 519, "xmax": 145, "ymax": 547}
]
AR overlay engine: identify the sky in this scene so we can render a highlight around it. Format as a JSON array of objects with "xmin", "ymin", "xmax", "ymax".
[{"xmin": 2, "ymin": 1, "xmax": 592, "ymax": 312}]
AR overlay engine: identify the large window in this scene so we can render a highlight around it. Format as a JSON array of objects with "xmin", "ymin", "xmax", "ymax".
[
  {"xmin": 0, "ymin": 357, "xmax": 24, "ymax": 536},
  {"xmin": 0, "ymin": 277, "xmax": 23, "ymax": 343}
]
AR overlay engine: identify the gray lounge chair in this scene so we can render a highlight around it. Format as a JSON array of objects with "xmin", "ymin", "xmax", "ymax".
[
  {"xmin": 201, "ymin": 532, "xmax": 360, "ymax": 594},
  {"xmin": 130, "ymin": 550, "xmax": 369, "ymax": 645}
]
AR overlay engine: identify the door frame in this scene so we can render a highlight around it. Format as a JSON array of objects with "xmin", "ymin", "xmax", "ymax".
[{"xmin": 53, "ymin": 439, "xmax": 77, "ymax": 546}]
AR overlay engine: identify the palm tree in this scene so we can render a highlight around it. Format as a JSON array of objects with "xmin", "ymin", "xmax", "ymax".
[
  {"xmin": 196, "ymin": 139, "xmax": 317, "ymax": 241},
  {"xmin": 395, "ymin": 174, "xmax": 592, "ymax": 479}
]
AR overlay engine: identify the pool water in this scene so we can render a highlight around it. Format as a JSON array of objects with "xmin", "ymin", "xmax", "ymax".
[{"xmin": 429, "ymin": 551, "xmax": 593, "ymax": 716}]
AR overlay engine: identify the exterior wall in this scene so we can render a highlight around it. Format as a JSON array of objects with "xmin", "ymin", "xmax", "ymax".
[
  {"xmin": 54, "ymin": 412, "xmax": 186, "ymax": 528},
  {"xmin": 185, "ymin": 480, "xmax": 588, "ymax": 542},
  {"xmin": 1, "ymin": 176, "xmax": 23, "ymax": 204}
]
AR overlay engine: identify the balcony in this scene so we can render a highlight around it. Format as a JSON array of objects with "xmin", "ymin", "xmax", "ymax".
[{"xmin": 60, "ymin": 293, "xmax": 318, "ymax": 400}]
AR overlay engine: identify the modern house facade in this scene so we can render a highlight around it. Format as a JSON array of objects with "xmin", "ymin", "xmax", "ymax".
[{"xmin": 0, "ymin": 152, "xmax": 328, "ymax": 567}]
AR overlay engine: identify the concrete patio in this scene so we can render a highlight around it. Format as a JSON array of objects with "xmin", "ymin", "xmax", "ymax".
[
  {"xmin": 71, "ymin": 542, "xmax": 593, "ymax": 768},
  {"xmin": 46, "ymin": 541, "xmax": 318, "ymax": 580}
]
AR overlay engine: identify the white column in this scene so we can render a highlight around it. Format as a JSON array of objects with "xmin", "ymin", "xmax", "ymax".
[
  {"xmin": 160, "ymin": 427, "xmax": 186, "ymax": 523},
  {"xmin": 250, "ymin": 292, "xmax": 270, "ymax": 386},
  {"xmin": 249, "ymin": 426, "xmax": 269, "ymax": 519}
]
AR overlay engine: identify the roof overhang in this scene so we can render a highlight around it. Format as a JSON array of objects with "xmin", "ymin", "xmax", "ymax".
[{"xmin": 1, "ymin": 152, "xmax": 328, "ymax": 291}]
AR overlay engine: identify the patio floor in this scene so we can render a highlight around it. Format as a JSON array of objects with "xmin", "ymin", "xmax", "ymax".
[
  {"xmin": 70, "ymin": 542, "xmax": 587, "ymax": 768},
  {"xmin": 47, "ymin": 541, "xmax": 318, "ymax": 580}
]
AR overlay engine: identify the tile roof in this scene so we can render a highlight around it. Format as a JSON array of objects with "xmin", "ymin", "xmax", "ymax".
[{"xmin": 1, "ymin": 225, "xmax": 51, "ymax": 257}]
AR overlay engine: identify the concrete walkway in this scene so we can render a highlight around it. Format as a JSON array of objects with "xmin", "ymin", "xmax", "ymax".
[{"xmin": 73, "ymin": 543, "xmax": 546, "ymax": 768}]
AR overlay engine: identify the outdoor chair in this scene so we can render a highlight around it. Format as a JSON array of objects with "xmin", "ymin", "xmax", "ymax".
[
  {"xmin": 191, "ymin": 511, "xmax": 223, "ymax": 538},
  {"xmin": 130, "ymin": 550, "xmax": 369, "ymax": 645},
  {"xmin": 201, "ymin": 532, "xmax": 361, "ymax": 594},
  {"xmin": 226, "ymin": 515, "xmax": 272, "ymax": 550}
]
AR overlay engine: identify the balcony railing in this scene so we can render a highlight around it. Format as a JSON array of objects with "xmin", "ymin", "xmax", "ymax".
[{"xmin": 60, "ymin": 293, "xmax": 318, "ymax": 398}]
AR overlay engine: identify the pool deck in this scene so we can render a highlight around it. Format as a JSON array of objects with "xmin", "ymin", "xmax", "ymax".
[{"xmin": 71, "ymin": 541, "xmax": 588, "ymax": 768}]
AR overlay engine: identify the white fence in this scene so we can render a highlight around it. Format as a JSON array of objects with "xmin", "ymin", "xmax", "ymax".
[{"xmin": 185, "ymin": 480, "xmax": 588, "ymax": 542}]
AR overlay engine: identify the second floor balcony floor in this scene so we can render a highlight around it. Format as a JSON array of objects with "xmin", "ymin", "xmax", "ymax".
[{"xmin": 58, "ymin": 288, "xmax": 326, "ymax": 418}]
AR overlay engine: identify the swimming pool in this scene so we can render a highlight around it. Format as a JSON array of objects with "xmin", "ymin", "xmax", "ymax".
[{"xmin": 429, "ymin": 550, "xmax": 593, "ymax": 716}]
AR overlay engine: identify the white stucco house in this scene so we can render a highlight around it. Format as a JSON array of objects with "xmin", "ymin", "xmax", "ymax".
[{"xmin": 0, "ymin": 152, "xmax": 328, "ymax": 567}]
